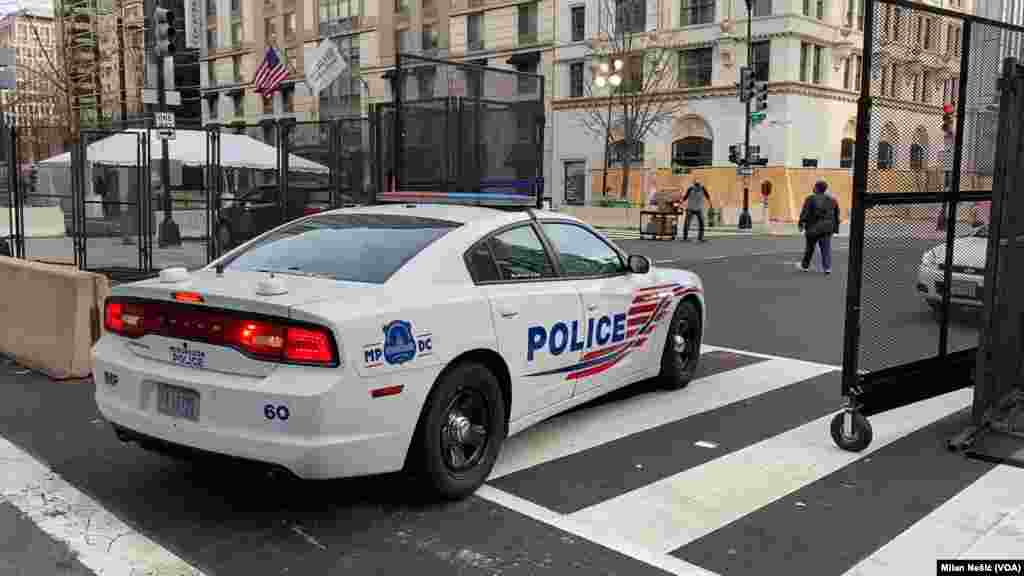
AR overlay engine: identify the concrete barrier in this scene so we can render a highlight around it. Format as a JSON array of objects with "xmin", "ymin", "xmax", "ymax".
[
  {"xmin": 0, "ymin": 256, "xmax": 110, "ymax": 379},
  {"xmin": 0, "ymin": 206, "xmax": 67, "ymax": 238}
]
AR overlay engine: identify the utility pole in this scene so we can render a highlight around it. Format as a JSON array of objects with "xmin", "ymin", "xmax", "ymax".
[
  {"xmin": 151, "ymin": 1, "xmax": 180, "ymax": 247},
  {"xmin": 744, "ymin": 0, "xmax": 752, "ymax": 167}
]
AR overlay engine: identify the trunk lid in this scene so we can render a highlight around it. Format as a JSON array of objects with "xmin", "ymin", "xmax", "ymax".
[{"xmin": 108, "ymin": 269, "xmax": 376, "ymax": 376}]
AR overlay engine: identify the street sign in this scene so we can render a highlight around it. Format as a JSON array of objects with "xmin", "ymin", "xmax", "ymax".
[
  {"xmin": 143, "ymin": 89, "xmax": 181, "ymax": 106},
  {"xmin": 155, "ymin": 112, "xmax": 175, "ymax": 140},
  {"xmin": 304, "ymin": 40, "xmax": 347, "ymax": 95},
  {"xmin": 185, "ymin": 0, "xmax": 202, "ymax": 49}
]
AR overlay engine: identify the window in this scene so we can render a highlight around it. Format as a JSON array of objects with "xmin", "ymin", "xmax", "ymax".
[
  {"xmin": 422, "ymin": 25, "xmax": 438, "ymax": 51},
  {"xmin": 485, "ymin": 225, "xmax": 556, "ymax": 281},
  {"xmin": 752, "ymin": 0, "xmax": 770, "ymax": 17},
  {"xmin": 843, "ymin": 57, "xmax": 851, "ymax": 89},
  {"xmin": 609, "ymin": 140, "xmax": 643, "ymax": 166},
  {"xmin": 564, "ymin": 161, "xmax": 585, "ymax": 205},
  {"xmin": 541, "ymin": 223, "xmax": 624, "ymax": 277},
  {"xmin": 678, "ymin": 47, "xmax": 712, "ymax": 88},
  {"xmin": 283, "ymin": 86, "xmax": 294, "ymax": 113},
  {"xmin": 467, "ymin": 13, "xmax": 483, "ymax": 51},
  {"xmin": 801, "ymin": 42, "xmax": 810, "ymax": 82},
  {"xmin": 207, "ymin": 96, "xmax": 219, "ymax": 119},
  {"xmin": 672, "ymin": 137, "xmax": 712, "ymax": 167},
  {"xmin": 465, "ymin": 242, "xmax": 501, "ymax": 283},
  {"xmin": 840, "ymin": 138, "xmax": 855, "ymax": 168},
  {"xmin": 223, "ymin": 214, "xmax": 462, "ymax": 284},
  {"xmin": 814, "ymin": 45, "xmax": 823, "ymax": 84},
  {"xmin": 263, "ymin": 94, "xmax": 274, "ymax": 114},
  {"xmin": 853, "ymin": 54, "xmax": 862, "ymax": 90},
  {"xmin": 623, "ymin": 52, "xmax": 643, "ymax": 92},
  {"xmin": 858, "ymin": 0, "xmax": 864, "ymax": 30},
  {"xmin": 569, "ymin": 61, "xmax": 584, "ymax": 97},
  {"xmin": 207, "ymin": 0, "xmax": 216, "ymax": 16},
  {"xmin": 265, "ymin": 18, "xmax": 276, "ymax": 43},
  {"xmin": 751, "ymin": 40, "xmax": 770, "ymax": 81},
  {"xmin": 802, "ymin": 0, "xmax": 810, "ymax": 16},
  {"xmin": 416, "ymin": 67, "xmax": 435, "ymax": 97},
  {"xmin": 680, "ymin": 0, "xmax": 714, "ymax": 26},
  {"xmin": 233, "ymin": 91, "xmax": 244, "ymax": 117},
  {"xmin": 615, "ymin": 0, "xmax": 644, "ymax": 33},
  {"xmin": 285, "ymin": 12, "xmax": 296, "ymax": 42},
  {"xmin": 571, "ymin": 5, "xmax": 585, "ymax": 42},
  {"xmin": 231, "ymin": 20, "xmax": 242, "ymax": 46},
  {"xmin": 923, "ymin": 18, "xmax": 933, "ymax": 50},
  {"xmin": 518, "ymin": 3, "xmax": 538, "ymax": 45},
  {"xmin": 910, "ymin": 143, "xmax": 925, "ymax": 170},
  {"xmin": 878, "ymin": 141, "xmax": 893, "ymax": 169}
]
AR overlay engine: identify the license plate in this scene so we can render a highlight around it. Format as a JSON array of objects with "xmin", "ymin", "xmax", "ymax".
[
  {"xmin": 169, "ymin": 345, "xmax": 206, "ymax": 370},
  {"xmin": 157, "ymin": 384, "xmax": 200, "ymax": 421},
  {"xmin": 951, "ymin": 281, "xmax": 976, "ymax": 298}
]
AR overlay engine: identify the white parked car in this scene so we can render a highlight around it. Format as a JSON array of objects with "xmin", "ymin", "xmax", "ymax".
[
  {"xmin": 917, "ymin": 224, "xmax": 988, "ymax": 311},
  {"xmin": 93, "ymin": 204, "xmax": 705, "ymax": 499}
]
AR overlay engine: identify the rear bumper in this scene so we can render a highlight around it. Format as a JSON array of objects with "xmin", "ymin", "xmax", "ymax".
[
  {"xmin": 92, "ymin": 337, "xmax": 421, "ymax": 480},
  {"xmin": 916, "ymin": 265, "xmax": 984, "ymax": 308}
]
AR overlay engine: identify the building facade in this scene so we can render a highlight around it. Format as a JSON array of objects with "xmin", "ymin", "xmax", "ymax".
[
  {"xmin": 0, "ymin": 11, "xmax": 59, "ymax": 124},
  {"xmin": 550, "ymin": 0, "xmax": 974, "ymax": 223}
]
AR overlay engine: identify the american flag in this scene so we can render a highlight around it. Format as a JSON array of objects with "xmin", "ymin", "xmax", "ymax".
[{"xmin": 253, "ymin": 47, "xmax": 289, "ymax": 95}]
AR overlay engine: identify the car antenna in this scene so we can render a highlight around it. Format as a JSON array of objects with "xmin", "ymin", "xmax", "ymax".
[{"xmin": 215, "ymin": 262, "xmax": 224, "ymax": 275}]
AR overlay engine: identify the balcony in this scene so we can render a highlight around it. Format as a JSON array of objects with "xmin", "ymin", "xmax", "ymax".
[
  {"xmin": 518, "ymin": 31, "xmax": 538, "ymax": 46},
  {"xmin": 468, "ymin": 39, "xmax": 484, "ymax": 52}
]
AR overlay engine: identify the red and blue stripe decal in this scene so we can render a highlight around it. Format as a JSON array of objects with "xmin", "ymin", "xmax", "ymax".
[{"xmin": 524, "ymin": 283, "xmax": 702, "ymax": 381}]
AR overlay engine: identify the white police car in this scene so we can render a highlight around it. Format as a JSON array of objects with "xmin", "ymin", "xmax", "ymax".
[
  {"xmin": 917, "ymin": 224, "xmax": 988, "ymax": 312},
  {"xmin": 93, "ymin": 204, "xmax": 705, "ymax": 499}
]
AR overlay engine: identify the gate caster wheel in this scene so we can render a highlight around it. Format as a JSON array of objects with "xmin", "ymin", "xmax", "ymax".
[{"xmin": 830, "ymin": 411, "xmax": 872, "ymax": 452}]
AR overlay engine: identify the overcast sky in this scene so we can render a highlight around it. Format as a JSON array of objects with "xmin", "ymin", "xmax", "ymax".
[{"xmin": 1, "ymin": 0, "xmax": 53, "ymax": 17}]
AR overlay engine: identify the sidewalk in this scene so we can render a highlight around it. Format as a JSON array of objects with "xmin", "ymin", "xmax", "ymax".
[{"xmin": 595, "ymin": 222, "xmax": 804, "ymax": 240}]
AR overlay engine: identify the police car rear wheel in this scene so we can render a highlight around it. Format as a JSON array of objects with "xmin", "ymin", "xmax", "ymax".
[
  {"xmin": 659, "ymin": 300, "xmax": 702, "ymax": 390},
  {"xmin": 414, "ymin": 361, "xmax": 506, "ymax": 500}
]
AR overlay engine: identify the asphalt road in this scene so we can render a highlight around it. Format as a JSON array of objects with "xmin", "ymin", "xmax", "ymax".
[
  {"xmin": 615, "ymin": 236, "xmax": 982, "ymax": 370},
  {"xmin": 0, "ymin": 234, "xmax": 995, "ymax": 576}
]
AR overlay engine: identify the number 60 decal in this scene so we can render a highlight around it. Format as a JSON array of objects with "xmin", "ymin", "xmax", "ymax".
[{"xmin": 264, "ymin": 404, "xmax": 290, "ymax": 420}]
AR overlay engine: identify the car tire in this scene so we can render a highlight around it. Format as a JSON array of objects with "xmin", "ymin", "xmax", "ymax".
[
  {"xmin": 216, "ymin": 223, "xmax": 232, "ymax": 254},
  {"xmin": 412, "ymin": 361, "xmax": 507, "ymax": 500},
  {"xmin": 658, "ymin": 299, "xmax": 703, "ymax": 391}
]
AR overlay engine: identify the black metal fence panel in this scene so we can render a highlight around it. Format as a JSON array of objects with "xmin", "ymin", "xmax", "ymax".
[
  {"xmin": 843, "ymin": 0, "xmax": 1021, "ymax": 401},
  {"xmin": 381, "ymin": 52, "xmax": 545, "ymax": 206}
]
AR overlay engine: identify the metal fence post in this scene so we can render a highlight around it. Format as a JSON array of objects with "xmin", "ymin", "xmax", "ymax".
[
  {"xmin": 939, "ymin": 19, "xmax": 973, "ymax": 358},
  {"xmin": 840, "ymin": 0, "xmax": 876, "ymax": 399},
  {"xmin": 279, "ymin": 118, "xmax": 293, "ymax": 223}
]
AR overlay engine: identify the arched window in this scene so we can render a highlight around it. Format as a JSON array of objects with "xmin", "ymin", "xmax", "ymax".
[
  {"xmin": 878, "ymin": 141, "xmax": 894, "ymax": 169},
  {"xmin": 840, "ymin": 138, "xmax": 855, "ymax": 168},
  {"xmin": 609, "ymin": 140, "xmax": 644, "ymax": 166},
  {"xmin": 672, "ymin": 136, "xmax": 713, "ymax": 167},
  {"xmin": 910, "ymin": 143, "xmax": 925, "ymax": 170}
]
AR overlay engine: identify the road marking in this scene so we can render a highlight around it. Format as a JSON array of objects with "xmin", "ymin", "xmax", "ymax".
[
  {"xmin": 0, "ymin": 435, "xmax": 206, "ymax": 576},
  {"xmin": 569, "ymin": 387, "xmax": 972, "ymax": 554},
  {"xmin": 476, "ymin": 485, "xmax": 720, "ymax": 576},
  {"xmin": 701, "ymin": 343, "xmax": 842, "ymax": 371},
  {"xmin": 842, "ymin": 464, "xmax": 1024, "ymax": 574},
  {"xmin": 490, "ymin": 346, "xmax": 836, "ymax": 480}
]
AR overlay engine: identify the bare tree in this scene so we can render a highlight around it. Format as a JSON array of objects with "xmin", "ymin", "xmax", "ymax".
[{"xmin": 575, "ymin": 0, "xmax": 687, "ymax": 201}]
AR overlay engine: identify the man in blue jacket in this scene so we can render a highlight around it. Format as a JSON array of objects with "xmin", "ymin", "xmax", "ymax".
[{"xmin": 798, "ymin": 180, "xmax": 841, "ymax": 275}]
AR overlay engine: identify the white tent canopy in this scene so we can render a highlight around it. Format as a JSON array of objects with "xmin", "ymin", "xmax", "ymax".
[{"xmin": 38, "ymin": 128, "xmax": 329, "ymax": 174}]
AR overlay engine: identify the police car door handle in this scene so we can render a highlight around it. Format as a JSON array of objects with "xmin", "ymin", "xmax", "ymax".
[
  {"xmin": 498, "ymin": 307, "xmax": 519, "ymax": 318},
  {"xmin": 586, "ymin": 304, "xmax": 599, "ymax": 312}
]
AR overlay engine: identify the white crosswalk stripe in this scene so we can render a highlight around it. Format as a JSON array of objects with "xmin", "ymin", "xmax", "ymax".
[{"xmin": 477, "ymin": 344, "xmax": 1024, "ymax": 576}]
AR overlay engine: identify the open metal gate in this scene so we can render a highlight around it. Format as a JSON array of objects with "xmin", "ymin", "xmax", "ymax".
[{"xmin": 835, "ymin": 0, "xmax": 1023, "ymax": 450}]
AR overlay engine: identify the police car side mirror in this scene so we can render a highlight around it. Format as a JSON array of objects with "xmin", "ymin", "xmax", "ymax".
[{"xmin": 628, "ymin": 254, "xmax": 651, "ymax": 274}]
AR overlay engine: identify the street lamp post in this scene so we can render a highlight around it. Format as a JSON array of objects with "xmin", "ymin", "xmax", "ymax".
[{"xmin": 594, "ymin": 58, "xmax": 622, "ymax": 203}]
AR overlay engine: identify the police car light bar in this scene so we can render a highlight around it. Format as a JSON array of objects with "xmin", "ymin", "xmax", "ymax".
[{"xmin": 377, "ymin": 177, "xmax": 544, "ymax": 208}]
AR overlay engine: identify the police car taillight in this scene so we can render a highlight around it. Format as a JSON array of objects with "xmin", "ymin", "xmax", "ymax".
[
  {"xmin": 103, "ymin": 297, "xmax": 338, "ymax": 366},
  {"xmin": 104, "ymin": 300, "xmax": 146, "ymax": 338}
]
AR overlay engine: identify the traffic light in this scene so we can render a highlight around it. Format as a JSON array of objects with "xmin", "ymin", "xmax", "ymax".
[
  {"xmin": 729, "ymin": 144, "xmax": 741, "ymax": 164},
  {"xmin": 739, "ymin": 67, "xmax": 754, "ymax": 102},
  {"xmin": 753, "ymin": 81, "xmax": 768, "ymax": 112},
  {"xmin": 154, "ymin": 6, "xmax": 176, "ymax": 57},
  {"xmin": 941, "ymin": 103, "xmax": 954, "ymax": 136}
]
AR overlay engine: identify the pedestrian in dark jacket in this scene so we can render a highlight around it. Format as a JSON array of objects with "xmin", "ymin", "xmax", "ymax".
[
  {"xmin": 797, "ymin": 180, "xmax": 840, "ymax": 275},
  {"xmin": 682, "ymin": 181, "xmax": 712, "ymax": 242}
]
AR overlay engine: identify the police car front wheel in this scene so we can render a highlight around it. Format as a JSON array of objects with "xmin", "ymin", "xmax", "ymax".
[
  {"xmin": 412, "ymin": 361, "xmax": 507, "ymax": 500},
  {"xmin": 659, "ymin": 300, "xmax": 702, "ymax": 390}
]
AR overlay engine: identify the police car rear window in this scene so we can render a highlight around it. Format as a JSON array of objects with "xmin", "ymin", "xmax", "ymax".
[{"xmin": 220, "ymin": 213, "xmax": 462, "ymax": 284}]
